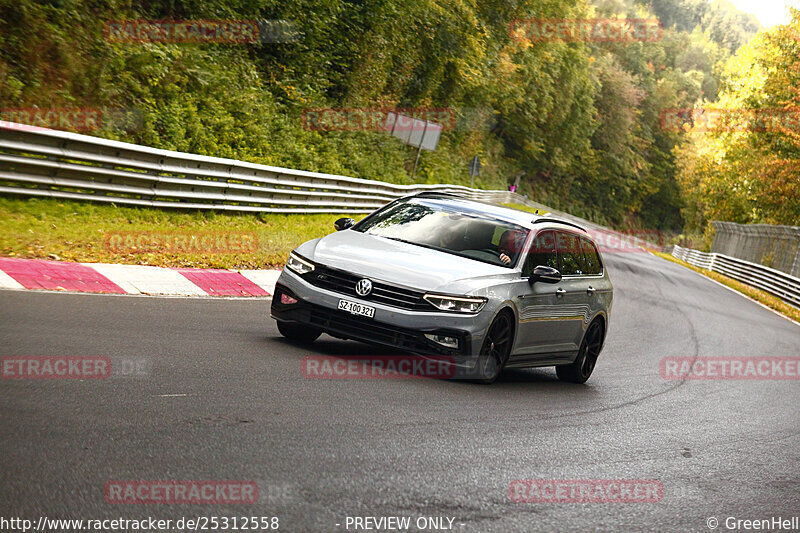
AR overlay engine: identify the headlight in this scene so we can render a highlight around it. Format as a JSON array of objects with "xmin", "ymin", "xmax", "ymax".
[
  {"xmin": 286, "ymin": 251, "xmax": 315, "ymax": 275},
  {"xmin": 423, "ymin": 293, "xmax": 487, "ymax": 313}
]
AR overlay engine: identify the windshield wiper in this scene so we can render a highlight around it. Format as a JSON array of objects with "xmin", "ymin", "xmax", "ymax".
[
  {"xmin": 382, "ymin": 236, "xmax": 415, "ymax": 246},
  {"xmin": 382, "ymin": 236, "xmax": 444, "ymax": 252}
]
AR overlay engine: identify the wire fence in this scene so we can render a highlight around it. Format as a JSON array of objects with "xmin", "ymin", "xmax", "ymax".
[{"xmin": 712, "ymin": 221, "xmax": 800, "ymax": 279}]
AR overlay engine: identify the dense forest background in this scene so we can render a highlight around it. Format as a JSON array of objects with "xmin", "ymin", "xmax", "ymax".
[{"xmin": 0, "ymin": 0, "xmax": 797, "ymax": 232}]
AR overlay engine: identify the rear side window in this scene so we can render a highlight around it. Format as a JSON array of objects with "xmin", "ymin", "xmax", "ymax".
[
  {"xmin": 556, "ymin": 231, "xmax": 586, "ymax": 276},
  {"xmin": 523, "ymin": 230, "xmax": 557, "ymax": 276},
  {"xmin": 581, "ymin": 238, "xmax": 602, "ymax": 275}
]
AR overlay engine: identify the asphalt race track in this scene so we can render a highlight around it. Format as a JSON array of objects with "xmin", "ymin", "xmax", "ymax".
[{"xmin": 1, "ymin": 251, "xmax": 798, "ymax": 532}]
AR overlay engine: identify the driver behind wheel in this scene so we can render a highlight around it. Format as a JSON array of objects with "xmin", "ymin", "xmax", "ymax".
[{"xmin": 498, "ymin": 229, "xmax": 525, "ymax": 265}]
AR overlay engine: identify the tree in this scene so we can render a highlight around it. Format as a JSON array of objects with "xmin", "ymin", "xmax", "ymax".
[{"xmin": 675, "ymin": 9, "xmax": 800, "ymax": 227}]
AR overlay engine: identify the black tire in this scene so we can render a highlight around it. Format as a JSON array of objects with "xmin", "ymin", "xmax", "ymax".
[
  {"xmin": 475, "ymin": 312, "xmax": 514, "ymax": 384},
  {"xmin": 556, "ymin": 320, "xmax": 604, "ymax": 384},
  {"xmin": 277, "ymin": 321, "xmax": 322, "ymax": 344}
]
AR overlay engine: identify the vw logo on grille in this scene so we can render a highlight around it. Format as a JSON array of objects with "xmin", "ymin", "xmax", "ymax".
[{"xmin": 355, "ymin": 278, "xmax": 373, "ymax": 296}]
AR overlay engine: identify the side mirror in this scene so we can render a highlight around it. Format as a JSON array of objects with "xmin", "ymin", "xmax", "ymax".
[
  {"xmin": 334, "ymin": 217, "xmax": 355, "ymax": 231},
  {"xmin": 529, "ymin": 265, "xmax": 562, "ymax": 285}
]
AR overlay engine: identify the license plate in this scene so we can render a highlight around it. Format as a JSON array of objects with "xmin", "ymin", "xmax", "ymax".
[{"xmin": 337, "ymin": 298, "xmax": 375, "ymax": 318}]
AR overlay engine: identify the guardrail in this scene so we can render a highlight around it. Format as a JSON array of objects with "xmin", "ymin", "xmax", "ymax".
[
  {"xmin": 672, "ymin": 245, "xmax": 800, "ymax": 309},
  {"xmin": 0, "ymin": 121, "xmax": 567, "ymax": 217}
]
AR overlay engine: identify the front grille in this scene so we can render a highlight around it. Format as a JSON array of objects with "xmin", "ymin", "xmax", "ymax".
[
  {"xmin": 306, "ymin": 304, "xmax": 459, "ymax": 355},
  {"xmin": 303, "ymin": 264, "xmax": 431, "ymax": 311}
]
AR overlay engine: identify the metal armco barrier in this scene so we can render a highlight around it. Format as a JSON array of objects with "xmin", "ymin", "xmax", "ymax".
[
  {"xmin": 0, "ymin": 121, "xmax": 563, "ymax": 216},
  {"xmin": 673, "ymin": 245, "xmax": 800, "ymax": 309}
]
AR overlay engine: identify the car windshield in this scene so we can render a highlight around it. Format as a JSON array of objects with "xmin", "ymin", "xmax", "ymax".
[{"xmin": 354, "ymin": 199, "xmax": 529, "ymax": 268}]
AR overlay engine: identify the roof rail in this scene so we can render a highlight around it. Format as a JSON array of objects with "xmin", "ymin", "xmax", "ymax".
[
  {"xmin": 412, "ymin": 191, "xmax": 465, "ymax": 199},
  {"xmin": 531, "ymin": 217, "xmax": 587, "ymax": 233}
]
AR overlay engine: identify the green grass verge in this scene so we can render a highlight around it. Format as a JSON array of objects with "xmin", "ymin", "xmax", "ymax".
[
  {"xmin": 652, "ymin": 250, "xmax": 800, "ymax": 323},
  {"xmin": 0, "ymin": 196, "xmax": 364, "ymax": 269}
]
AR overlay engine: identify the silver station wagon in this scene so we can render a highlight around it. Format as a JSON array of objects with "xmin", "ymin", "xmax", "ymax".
[{"xmin": 271, "ymin": 193, "xmax": 613, "ymax": 383}]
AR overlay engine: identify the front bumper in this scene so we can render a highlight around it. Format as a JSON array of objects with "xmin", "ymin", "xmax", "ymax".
[{"xmin": 271, "ymin": 269, "xmax": 490, "ymax": 366}]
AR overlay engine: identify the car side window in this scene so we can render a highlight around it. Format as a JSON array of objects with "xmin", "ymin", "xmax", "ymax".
[
  {"xmin": 556, "ymin": 231, "xmax": 586, "ymax": 276},
  {"xmin": 581, "ymin": 238, "xmax": 602, "ymax": 275},
  {"xmin": 523, "ymin": 230, "xmax": 557, "ymax": 277}
]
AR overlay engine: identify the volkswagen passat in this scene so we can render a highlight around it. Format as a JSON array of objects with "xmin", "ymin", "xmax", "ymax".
[{"xmin": 271, "ymin": 193, "xmax": 612, "ymax": 383}]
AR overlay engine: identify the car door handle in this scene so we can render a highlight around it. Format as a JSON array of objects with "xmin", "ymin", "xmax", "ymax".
[
  {"xmin": 587, "ymin": 286, "xmax": 596, "ymax": 294},
  {"xmin": 556, "ymin": 288, "xmax": 566, "ymax": 297}
]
